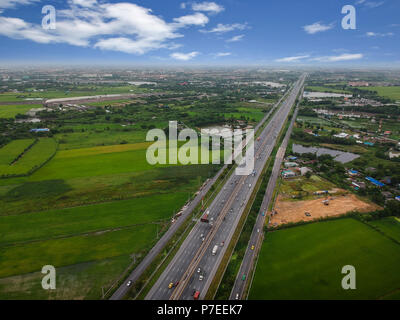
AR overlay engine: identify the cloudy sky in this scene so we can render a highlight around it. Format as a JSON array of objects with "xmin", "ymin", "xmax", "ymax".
[{"xmin": 0, "ymin": 0, "xmax": 398, "ymax": 66}]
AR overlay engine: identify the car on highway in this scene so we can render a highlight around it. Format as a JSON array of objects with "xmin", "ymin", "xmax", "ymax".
[
  {"xmin": 251, "ymin": 245, "xmax": 255, "ymax": 250},
  {"xmin": 174, "ymin": 281, "xmax": 179, "ymax": 287},
  {"xmin": 168, "ymin": 282, "xmax": 174, "ymax": 289},
  {"xmin": 197, "ymin": 267, "xmax": 201, "ymax": 273},
  {"xmin": 235, "ymin": 293, "xmax": 239, "ymax": 300},
  {"xmin": 261, "ymin": 212, "xmax": 265, "ymax": 216},
  {"xmin": 199, "ymin": 274, "xmax": 204, "ymax": 281},
  {"xmin": 242, "ymin": 274, "xmax": 246, "ymax": 281},
  {"xmin": 193, "ymin": 291, "xmax": 200, "ymax": 300},
  {"xmin": 126, "ymin": 280, "xmax": 132, "ymax": 287},
  {"xmin": 248, "ymin": 184, "xmax": 251, "ymax": 188},
  {"xmin": 221, "ymin": 241, "xmax": 224, "ymax": 246}
]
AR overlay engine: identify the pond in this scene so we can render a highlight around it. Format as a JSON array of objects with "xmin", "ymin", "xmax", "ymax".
[{"xmin": 292, "ymin": 144, "xmax": 359, "ymax": 164}]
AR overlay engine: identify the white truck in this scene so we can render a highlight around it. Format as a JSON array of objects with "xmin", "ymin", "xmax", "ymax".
[{"xmin": 212, "ymin": 245, "xmax": 218, "ymax": 255}]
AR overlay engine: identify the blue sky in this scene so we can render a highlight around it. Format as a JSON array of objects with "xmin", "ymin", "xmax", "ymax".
[{"xmin": 0, "ymin": 0, "xmax": 399, "ymax": 66}]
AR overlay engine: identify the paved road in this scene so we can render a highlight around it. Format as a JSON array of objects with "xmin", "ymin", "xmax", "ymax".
[
  {"xmin": 229, "ymin": 77, "xmax": 305, "ymax": 300},
  {"xmin": 109, "ymin": 86, "xmax": 289, "ymax": 300},
  {"xmin": 146, "ymin": 75, "xmax": 305, "ymax": 300}
]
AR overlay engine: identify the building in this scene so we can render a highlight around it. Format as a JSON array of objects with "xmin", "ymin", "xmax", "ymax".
[
  {"xmin": 282, "ymin": 170, "xmax": 296, "ymax": 178},
  {"xmin": 333, "ymin": 132, "xmax": 349, "ymax": 139},
  {"xmin": 365, "ymin": 176, "xmax": 385, "ymax": 187},
  {"xmin": 284, "ymin": 162, "xmax": 299, "ymax": 168},
  {"xmin": 299, "ymin": 167, "xmax": 312, "ymax": 176},
  {"xmin": 30, "ymin": 128, "xmax": 50, "ymax": 133},
  {"xmin": 348, "ymin": 170, "xmax": 359, "ymax": 177}
]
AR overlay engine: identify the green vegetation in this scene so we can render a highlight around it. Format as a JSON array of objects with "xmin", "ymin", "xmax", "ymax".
[
  {"xmin": 249, "ymin": 218, "xmax": 400, "ymax": 299},
  {"xmin": 0, "ymin": 139, "xmax": 35, "ymax": 166},
  {"xmin": 0, "ymin": 104, "xmax": 40, "ymax": 118},
  {"xmin": 0, "ymin": 138, "xmax": 57, "ymax": 178},
  {"xmin": 357, "ymin": 86, "xmax": 400, "ymax": 100},
  {"xmin": 367, "ymin": 216, "xmax": 400, "ymax": 243}
]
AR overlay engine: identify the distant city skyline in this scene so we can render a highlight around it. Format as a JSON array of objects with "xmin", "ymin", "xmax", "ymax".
[{"xmin": 0, "ymin": 0, "xmax": 399, "ymax": 66}]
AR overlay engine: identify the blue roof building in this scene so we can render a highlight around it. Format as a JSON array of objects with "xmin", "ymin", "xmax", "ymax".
[{"xmin": 365, "ymin": 176, "xmax": 385, "ymax": 187}]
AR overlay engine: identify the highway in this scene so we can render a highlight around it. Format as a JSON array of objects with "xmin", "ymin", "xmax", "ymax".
[
  {"xmin": 109, "ymin": 83, "xmax": 288, "ymax": 300},
  {"xmin": 146, "ymin": 74, "xmax": 306, "ymax": 300},
  {"xmin": 229, "ymin": 79, "xmax": 305, "ymax": 300}
]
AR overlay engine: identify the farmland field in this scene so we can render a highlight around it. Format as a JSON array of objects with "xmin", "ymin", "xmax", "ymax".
[
  {"xmin": 0, "ymin": 104, "xmax": 41, "ymax": 118},
  {"xmin": 0, "ymin": 138, "xmax": 57, "ymax": 177},
  {"xmin": 249, "ymin": 218, "xmax": 400, "ymax": 299},
  {"xmin": 0, "ymin": 139, "xmax": 35, "ymax": 166},
  {"xmin": 357, "ymin": 86, "xmax": 400, "ymax": 100},
  {"xmin": 368, "ymin": 217, "xmax": 400, "ymax": 243},
  {"xmin": 0, "ymin": 136, "xmax": 220, "ymax": 299}
]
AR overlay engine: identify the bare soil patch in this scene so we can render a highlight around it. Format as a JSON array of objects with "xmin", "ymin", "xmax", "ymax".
[{"xmin": 270, "ymin": 193, "xmax": 381, "ymax": 226}]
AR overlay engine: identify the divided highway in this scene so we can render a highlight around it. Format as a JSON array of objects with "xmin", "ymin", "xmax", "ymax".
[
  {"xmin": 229, "ymin": 78, "xmax": 305, "ymax": 300},
  {"xmin": 146, "ymin": 74, "xmax": 306, "ymax": 300}
]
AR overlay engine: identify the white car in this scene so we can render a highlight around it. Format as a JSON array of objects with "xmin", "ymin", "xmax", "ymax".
[
  {"xmin": 126, "ymin": 280, "xmax": 132, "ymax": 287},
  {"xmin": 199, "ymin": 275, "xmax": 204, "ymax": 281}
]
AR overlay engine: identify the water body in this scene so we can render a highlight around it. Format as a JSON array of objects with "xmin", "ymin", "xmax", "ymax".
[
  {"xmin": 303, "ymin": 91, "xmax": 352, "ymax": 98},
  {"xmin": 292, "ymin": 144, "xmax": 359, "ymax": 164}
]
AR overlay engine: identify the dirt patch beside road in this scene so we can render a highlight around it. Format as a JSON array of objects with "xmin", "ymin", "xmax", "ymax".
[{"xmin": 269, "ymin": 193, "xmax": 381, "ymax": 226}]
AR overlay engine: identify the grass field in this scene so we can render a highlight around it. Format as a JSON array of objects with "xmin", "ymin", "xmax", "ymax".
[
  {"xmin": 0, "ymin": 255, "xmax": 130, "ymax": 300},
  {"xmin": 249, "ymin": 218, "xmax": 400, "ymax": 299},
  {"xmin": 357, "ymin": 86, "xmax": 400, "ymax": 100},
  {"xmin": 279, "ymin": 175, "xmax": 339, "ymax": 200},
  {"xmin": 0, "ymin": 138, "xmax": 57, "ymax": 177},
  {"xmin": 0, "ymin": 136, "xmax": 220, "ymax": 298},
  {"xmin": 0, "ymin": 139, "xmax": 35, "ymax": 166},
  {"xmin": 0, "ymin": 104, "xmax": 41, "ymax": 118},
  {"xmin": 368, "ymin": 217, "xmax": 400, "ymax": 243}
]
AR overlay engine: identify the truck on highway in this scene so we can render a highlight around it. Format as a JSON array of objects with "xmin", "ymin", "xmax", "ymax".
[
  {"xmin": 212, "ymin": 245, "xmax": 218, "ymax": 255},
  {"xmin": 201, "ymin": 209, "xmax": 210, "ymax": 223}
]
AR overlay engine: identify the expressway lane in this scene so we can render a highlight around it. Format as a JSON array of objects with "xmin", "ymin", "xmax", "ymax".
[
  {"xmin": 110, "ymin": 84, "xmax": 288, "ymax": 300},
  {"xmin": 229, "ymin": 77, "xmax": 305, "ymax": 300},
  {"xmin": 146, "ymin": 75, "xmax": 305, "ymax": 300}
]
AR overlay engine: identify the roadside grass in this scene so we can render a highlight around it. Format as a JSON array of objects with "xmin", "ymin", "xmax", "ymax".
[
  {"xmin": 0, "ymin": 255, "xmax": 131, "ymax": 300},
  {"xmin": 0, "ymin": 192, "xmax": 189, "ymax": 245},
  {"xmin": 0, "ymin": 223, "xmax": 158, "ymax": 278},
  {"xmin": 249, "ymin": 218, "xmax": 400, "ymax": 299}
]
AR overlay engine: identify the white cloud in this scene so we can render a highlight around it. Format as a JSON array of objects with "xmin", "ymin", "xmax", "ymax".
[
  {"xmin": 311, "ymin": 53, "xmax": 364, "ymax": 62},
  {"xmin": 173, "ymin": 13, "xmax": 209, "ymax": 27},
  {"xmin": 0, "ymin": 1, "xmax": 213, "ymax": 55},
  {"xmin": 0, "ymin": 0, "xmax": 39, "ymax": 12},
  {"xmin": 69, "ymin": 0, "xmax": 97, "ymax": 7},
  {"xmin": 303, "ymin": 22, "xmax": 334, "ymax": 34},
  {"xmin": 366, "ymin": 31, "xmax": 394, "ymax": 37},
  {"xmin": 202, "ymin": 23, "xmax": 248, "ymax": 34},
  {"xmin": 192, "ymin": 2, "xmax": 224, "ymax": 14},
  {"xmin": 214, "ymin": 52, "xmax": 231, "ymax": 57},
  {"xmin": 357, "ymin": 1, "xmax": 385, "ymax": 8},
  {"xmin": 226, "ymin": 34, "xmax": 244, "ymax": 42},
  {"xmin": 275, "ymin": 55, "xmax": 310, "ymax": 63},
  {"xmin": 170, "ymin": 51, "xmax": 200, "ymax": 61}
]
